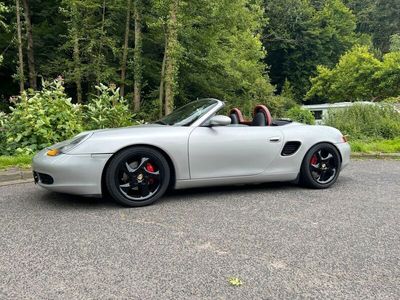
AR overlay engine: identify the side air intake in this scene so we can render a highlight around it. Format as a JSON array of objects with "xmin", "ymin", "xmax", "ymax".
[{"xmin": 281, "ymin": 141, "xmax": 301, "ymax": 156}]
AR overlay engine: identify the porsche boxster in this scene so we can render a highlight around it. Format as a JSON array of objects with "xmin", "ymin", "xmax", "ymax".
[{"xmin": 33, "ymin": 98, "xmax": 350, "ymax": 206}]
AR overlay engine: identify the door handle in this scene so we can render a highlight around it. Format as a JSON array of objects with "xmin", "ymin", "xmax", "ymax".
[{"xmin": 269, "ymin": 137, "xmax": 281, "ymax": 142}]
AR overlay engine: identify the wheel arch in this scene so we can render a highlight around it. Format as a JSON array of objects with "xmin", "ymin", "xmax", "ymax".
[
  {"xmin": 302, "ymin": 141, "xmax": 343, "ymax": 164},
  {"xmin": 101, "ymin": 144, "xmax": 177, "ymax": 197}
]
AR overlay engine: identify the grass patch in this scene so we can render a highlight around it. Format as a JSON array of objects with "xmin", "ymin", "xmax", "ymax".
[
  {"xmin": 349, "ymin": 138, "xmax": 400, "ymax": 153},
  {"xmin": 0, "ymin": 154, "xmax": 34, "ymax": 170}
]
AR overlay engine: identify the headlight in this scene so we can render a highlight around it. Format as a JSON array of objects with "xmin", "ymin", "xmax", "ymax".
[{"xmin": 46, "ymin": 133, "xmax": 91, "ymax": 156}]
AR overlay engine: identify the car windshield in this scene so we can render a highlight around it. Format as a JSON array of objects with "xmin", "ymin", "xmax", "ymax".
[{"xmin": 156, "ymin": 99, "xmax": 219, "ymax": 126}]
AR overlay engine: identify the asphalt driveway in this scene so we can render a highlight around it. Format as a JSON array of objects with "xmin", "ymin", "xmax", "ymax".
[{"xmin": 0, "ymin": 160, "xmax": 399, "ymax": 299}]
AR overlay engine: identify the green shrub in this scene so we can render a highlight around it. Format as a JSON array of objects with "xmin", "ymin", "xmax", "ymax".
[
  {"xmin": 84, "ymin": 84, "xmax": 135, "ymax": 130},
  {"xmin": 324, "ymin": 103, "xmax": 400, "ymax": 140},
  {"xmin": 268, "ymin": 95, "xmax": 297, "ymax": 118},
  {"xmin": 383, "ymin": 96, "xmax": 400, "ymax": 104},
  {"xmin": 285, "ymin": 106, "xmax": 315, "ymax": 125},
  {"xmin": 0, "ymin": 111, "xmax": 8, "ymax": 153},
  {"xmin": 2, "ymin": 79, "xmax": 83, "ymax": 155}
]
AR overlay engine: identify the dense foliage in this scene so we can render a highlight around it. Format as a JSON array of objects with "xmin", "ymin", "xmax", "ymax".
[
  {"xmin": 0, "ymin": 111, "xmax": 7, "ymax": 153},
  {"xmin": 324, "ymin": 103, "xmax": 400, "ymax": 140},
  {"xmin": 306, "ymin": 46, "xmax": 400, "ymax": 102},
  {"xmin": 85, "ymin": 84, "xmax": 135, "ymax": 130},
  {"xmin": 264, "ymin": 0, "xmax": 361, "ymax": 99},
  {"xmin": 0, "ymin": 0, "xmax": 399, "ymax": 108},
  {"xmin": 345, "ymin": 0, "xmax": 400, "ymax": 53},
  {"xmin": 0, "ymin": 0, "xmax": 274, "ymax": 116},
  {"xmin": 0, "ymin": 1, "xmax": 7, "ymax": 65},
  {"xmin": 285, "ymin": 106, "xmax": 316, "ymax": 125},
  {"xmin": 0, "ymin": 79, "xmax": 142, "ymax": 154},
  {"xmin": 1, "ymin": 80, "xmax": 82, "ymax": 154}
]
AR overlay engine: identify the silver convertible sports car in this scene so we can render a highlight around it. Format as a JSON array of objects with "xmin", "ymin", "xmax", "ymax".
[{"xmin": 33, "ymin": 99, "xmax": 350, "ymax": 207}]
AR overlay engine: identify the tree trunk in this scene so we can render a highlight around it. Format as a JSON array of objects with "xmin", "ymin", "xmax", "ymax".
[
  {"xmin": 133, "ymin": 0, "xmax": 142, "ymax": 112},
  {"xmin": 164, "ymin": 0, "xmax": 179, "ymax": 115},
  {"xmin": 15, "ymin": 0, "xmax": 25, "ymax": 93},
  {"xmin": 96, "ymin": 0, "xmax": 106, "ymax": 86},
  {"xmin": 73, "ymin": 32, "xmax": 82, "ymax": 103},
  {"xmin": 71, "ymin": 4, "xmax": 82, "ymax": 103},
  {"xmin": 120, "ymin": 0, "xmax": 131, "ymax": 98},
  {"xmin": 21, "ymin": 0, "xmax": 36, "ymax": 89},
  {"xmin": 159, "ymin": 39, "xmax": 167, "ymax": 118}
]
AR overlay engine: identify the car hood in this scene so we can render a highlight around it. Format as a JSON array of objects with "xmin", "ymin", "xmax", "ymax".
[{"xmin": 89, "ymin": 123, "xmax": 163, "ymax": 134}]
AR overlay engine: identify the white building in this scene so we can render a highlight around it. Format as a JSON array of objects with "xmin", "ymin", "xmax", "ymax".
[{"xmin": 302, "ymin": 102, "xmax": 375, "ymax": 124}]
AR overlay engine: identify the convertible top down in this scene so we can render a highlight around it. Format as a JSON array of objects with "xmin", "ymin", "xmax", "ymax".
[{"xmin": 33, "ymin": 99, "xmax": 350, "ymax": 206}]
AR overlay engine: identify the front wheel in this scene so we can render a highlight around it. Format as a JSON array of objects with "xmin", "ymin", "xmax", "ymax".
[
  {"xmin": 300, "ymin": 143, "xmax": 341, "ymax": 189},
  {"xmin": 105, "ymin": 147, "xmax": 170, "ymax": 207}
]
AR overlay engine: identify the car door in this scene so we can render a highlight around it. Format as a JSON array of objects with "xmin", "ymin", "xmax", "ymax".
[{"xmin": 188, "ymin": 126, "xmax": 284, "ymax": 179}]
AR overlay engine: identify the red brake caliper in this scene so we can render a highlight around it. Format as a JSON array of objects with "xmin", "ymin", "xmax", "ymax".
[
  {"xmin": 145, "ymin": 163, "xmax": 156, "ymax": 184},
  {"xmin": 310, "ymin": 155, "xmax": 318, "ymax": 165},
  {"xmin": 145, "ymin": 163, "xmax": 155, "ymax": 172}
]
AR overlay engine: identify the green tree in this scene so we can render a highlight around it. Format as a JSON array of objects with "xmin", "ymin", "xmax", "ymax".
[
  {"xmin": 2, "ymin": 0, "xmax": 274, "ymax": 116},
  {"xmin": 0, "ymin": 1, "xmax": 8, "ymax": 66},
  {"xmin": 21, "ymin": 0, "xmax": 37, "ymax": 89},
  {"xmin": 264, "ymin": 0, "xmax": 358, "ymax": 99},
  {"xmin": 390, "ymin": 34, "xmax": 400, "ymax": 52},
  {"xmin": 154, "ymin": 0, "xmax": 273, "ymax": 116},
  {"xmin": 0, "ymin": 2, "xmax": 7, "ymax": 37},
  {"xmin": 306, "ymin": 46, "xmax": 400, "ymax": 102},
  {"xmin": 374, "ymin": 52, "xmax": 400, "ymax": 99},
  {"xmin": 15, "ymin": 0, "xmax": 25, "ymax": 93},
  {"xmin": 368, "ymin": 0, "xmax": 400, "ymax": 53},
  {"xmin": 132, "ymin": 0, "xmax": 143, "ymax": 112},
  {"xmin": 345, "ymin": 0, "xmax": 400, "ymax": 53},
  {"xmin": 58, "ymin": 0, "xmax": 121, "ymax": 101},
  {"xmin": 281, "ymin": 78, "xmax": 295, "ymax": 100},
  {"xmin": 311, "ymin": 0, "xmax": 356, "ymax": 65},
  {"xmin": 178, "ymin": 0, "xmax": 273, "ymax": 114},
  {"xmin": 119, "ymin": 0, "xmax": 131, "ymax": 98}
]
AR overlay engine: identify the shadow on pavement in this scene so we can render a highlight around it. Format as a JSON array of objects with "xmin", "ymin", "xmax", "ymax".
[
  {"xmin": 36, "ymin": 177, "xmax": 354, "ymax": 208},
  {"xmin": 164, "ymin": 181, "xmax": 299, "ymax": 199},
  {"xmin": 38, "ymin": 191, "xmax": 118, "ymax": 209}
]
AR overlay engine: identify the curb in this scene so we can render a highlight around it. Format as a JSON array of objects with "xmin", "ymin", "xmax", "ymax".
[
  {"xmin": 351, "ymin": 153, "xmax": 400, "ymax": 159},
  {"xmin": 0, "ymin": 178, "xmax": 34, "ymax": 187},
  {"xmin": 0, "ymin": 168, "xmax": 32, "ymax": 185}
]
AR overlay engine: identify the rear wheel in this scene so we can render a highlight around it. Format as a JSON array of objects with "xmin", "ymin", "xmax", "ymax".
[
  {"xmin": 300, "ymin": 143, "xmax": 341, "ymax": 189},
  {"xmin": 106, "ymin": 147, "xmax": 170, "ymax": 207}
]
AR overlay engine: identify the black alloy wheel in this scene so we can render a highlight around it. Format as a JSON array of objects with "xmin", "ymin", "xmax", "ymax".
[
  {"xmin": 300, "ymin": 143, "xmax": 341, "ymax": 189},
  {"xmin": 106, "ymin": 147, "xmax": 170, "ymax": 207}
]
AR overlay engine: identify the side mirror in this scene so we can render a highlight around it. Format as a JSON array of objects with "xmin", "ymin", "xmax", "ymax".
[{"xmin": 209, "ymin": 115, "xmax": 232, "ymax": 127}]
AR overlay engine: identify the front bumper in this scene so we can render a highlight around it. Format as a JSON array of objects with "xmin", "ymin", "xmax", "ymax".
[
  {"xmin": 32, "ymin": 149, "xmax": 112, "ymax": 196},
  {"xmin": 336, "ymin": 142, "xmax": 351, "ymax": 170}
]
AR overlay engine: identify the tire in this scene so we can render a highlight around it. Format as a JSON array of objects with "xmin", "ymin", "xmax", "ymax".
[
  {"xmin": 105, "ymin": 147, "xmax": 171, "ymax": 207},
  {"xmin": 300, "ymin": 143, "xmax": 341, "ymax": 189}
]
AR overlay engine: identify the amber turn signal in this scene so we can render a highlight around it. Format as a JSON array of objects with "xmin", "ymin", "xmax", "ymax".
[{"xmin": 47, "ymin": 149, "xmax": 60, "ymax": 156}]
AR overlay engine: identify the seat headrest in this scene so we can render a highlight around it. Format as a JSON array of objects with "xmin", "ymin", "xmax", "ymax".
[
  {"xmin": 253, "ymin": 105, "xmax": 272, "ymax": 126},
  {"xmin": 229, "ymin": 108, "xmax": 245, "ymax": 123},
  {"xmin": 251, "ymin": 112, "xmax": 267, "ymax": 126}
]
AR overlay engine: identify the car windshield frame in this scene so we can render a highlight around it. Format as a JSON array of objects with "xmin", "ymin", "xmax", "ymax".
[{"xmin": 156, "ymin": 99, "xmax": 220, "ymax": 126}]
